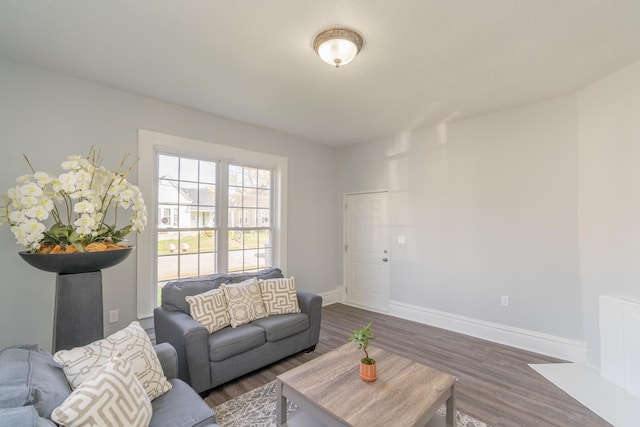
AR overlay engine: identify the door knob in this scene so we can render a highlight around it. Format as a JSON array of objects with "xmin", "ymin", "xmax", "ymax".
[{"xmin": 382, "ymin": 258, "xmax": 388, "ymax": 262}]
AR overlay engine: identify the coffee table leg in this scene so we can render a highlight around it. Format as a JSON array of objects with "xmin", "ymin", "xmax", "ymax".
[
  {"xmin": 445, "ymin": 382, "xmax": 456, "ymax": 426},
  {"xmin": 276, "ymin": 380, "xmax": 287, "ymax": 426}
]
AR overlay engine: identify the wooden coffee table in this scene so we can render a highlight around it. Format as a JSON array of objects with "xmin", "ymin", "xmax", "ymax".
[{"xmin": 276, "ymin": 343, "xmax": 457, "ymax": 427}]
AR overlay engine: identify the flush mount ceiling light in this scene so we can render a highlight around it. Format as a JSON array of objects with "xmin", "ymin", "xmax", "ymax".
[{"xmin": 313, "ymin": 27, "xmax": 363, "ymax": 68}]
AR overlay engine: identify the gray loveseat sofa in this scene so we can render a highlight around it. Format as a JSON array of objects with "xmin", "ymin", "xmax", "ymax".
[
  {"xmin": 0, "ymin": 343, "xmax": 219, "ymax": 427},
  {"xmin": 154, "ymin": 267, "xmax": 322, "ymax": 394}
]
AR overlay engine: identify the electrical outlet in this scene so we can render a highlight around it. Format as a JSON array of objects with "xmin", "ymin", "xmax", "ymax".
[
  {"xmin": 108, "ymin": 309, "xmax": 119, "ymax": 323},
  {"xmin": 501, "ymin": 296, "xmax": 510, "ymax": 307}
]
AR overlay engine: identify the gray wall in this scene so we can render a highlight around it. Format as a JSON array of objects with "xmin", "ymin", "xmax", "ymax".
[
  {"xmin": 338, "ymin": 95, "xmax": 584, "ymax": 341},
  {"xmin": 577, "ymin": 59, "xmax": 640, "ymax": 368},
  {"xmin": 0, "ymin": 58, "xmax": 341, "ymax": 351},
  {"xmin": 337, "ymin": 58, "xmax": 640, "ymax": 368}
]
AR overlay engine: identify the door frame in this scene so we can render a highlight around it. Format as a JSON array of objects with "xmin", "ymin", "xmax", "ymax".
[{"xmin": 342, "ymin": 190, "xmax": 390, "ymax": 311}]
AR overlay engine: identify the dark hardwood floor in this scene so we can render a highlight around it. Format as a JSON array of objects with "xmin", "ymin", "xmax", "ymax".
[{"xmin": 204, "ymin": 303, "xmax": 610, "ymax": 427}]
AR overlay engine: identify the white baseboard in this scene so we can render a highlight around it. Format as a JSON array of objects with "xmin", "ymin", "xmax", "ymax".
[
  {"xmin": 387, "ymin": 300, "xmax": 587, "ymax": 363},
  {"xmin": 319, "ymin": 289, "xmax": 342, "ymax": 306}
]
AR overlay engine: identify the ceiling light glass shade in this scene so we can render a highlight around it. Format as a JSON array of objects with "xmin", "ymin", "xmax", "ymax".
[{"xmin": 313, "ymin": 28, "xmax": 363, "ymax": 68}]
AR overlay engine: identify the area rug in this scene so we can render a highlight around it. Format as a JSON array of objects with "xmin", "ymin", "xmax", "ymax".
[{"xmin": 213, "ymin": 380, "xmax": 491, "ymax": 427}]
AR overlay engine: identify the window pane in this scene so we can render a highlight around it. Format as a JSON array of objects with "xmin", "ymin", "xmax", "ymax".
[
  {"xmin": 243, "ymin": 188, "xmax": 257, "ymax": 208},
  {"xmin": 180, "ymin": 158, "xmax": 199, "ymax": 182},
  {"xmin": 179, "ymin": 180, "xmax": 198, "ymax": 204},
  {"xmin": 179, "ymin": 231, "xmax": 197, "ymax": 253},
  {"xmin": 227, "ymin": 208, "xmax": 238, "ymax": 228},
  {"xmin": 179, "ymin": 253, "xmax": 199, "ymax": 278},
  {"xmin": 158, "ymin": 179, "xmax": 179, "ymax": 204},
  {"xmin": 229, "ymin": 165, "xmax": 243, "ymax": 186},
  {"xmin": 199, "ymin": 252, "xmax": 217, "ymax": 275},
  {"xmin": 243, "ymin": 168, "xmax": 258, "ymax": 187},
  {"xmin": 258, "ymin": 230, "xmax": 271, "ymax": 249},
  {"xmin": 198, "ymin": 207, "xmax": 216, "ymax": 227},
  {"xmin": 199, "ymin": 161, "xmax": 216, "ymax": 184},
  {"xmin": 199, "ymin": 183, "xmax": 216, "ymax": 206},
  {"xmin": 199, "ymin": 230, "xmax": 216, "ymax": 252},
  {"xmin": 158, "ymin": 205, "xmax": 178, "ymax": 228},
  {"xmin": 257, "ymin": 189, "xmax": 270, "ymax": 208},
  {"xmin": 244, "ymin": 249, "xmax": 259, "ymax": 271},
  {"xmin": 228, "ymin": 186, "xmax": 242, "ymax": 207},
  {"xmin": 229, "ymin": 230, "xmax": 243, "ymax": 250},
  {"xmin": 258, "ymin": 247, "xmax": 271, "ymax": 269},
  {"xmin": 258, "ymin": 170, "xmax": 271, "ymax": 189},
  {"xmin": 158, "ymin": 255, "xmax": 178, "ymax": 282},
  {"xmin": 243, "ymin": 230, "xmax": 258, "ymax": 249},
  {"xmin": 159, "ymin": 154, "xmax": 179, "ymax": 179},
  {"xmin": 158, "ymin": 231, "xmax": 179, "ymax": 254},
  {"xmin": 258, "ymin": 209, "xmax": 270, "ymax": 227},
  {"xmin": 228, "ymin": 250, "xmax": 244, "ymax": 272},
  {"xmin": 239, "ymin": 208, "xmax": 255, "ymax": 227}
]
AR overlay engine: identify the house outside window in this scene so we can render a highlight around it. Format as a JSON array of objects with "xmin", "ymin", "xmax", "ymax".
[{"xmin": 137, "ymin": 130, "xmax": 288, "ymax": 324}]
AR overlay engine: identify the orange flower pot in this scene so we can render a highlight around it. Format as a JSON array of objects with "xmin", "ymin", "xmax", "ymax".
[{"xmin": 359, "ymin": 360, "xmax": 377, "ymax": 382}]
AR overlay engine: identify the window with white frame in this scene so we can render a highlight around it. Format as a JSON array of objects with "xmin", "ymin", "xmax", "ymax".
[
  {"xmin": 137, "ymin": 130, "xmax": 288, "ymax": 322},
  {"xmin": 156, "ymin": 154, "xmax": 218, "ymax": 287},
  {"xmin": 227, "ymin": 164, "xmax": 273, "ymax": 273}
]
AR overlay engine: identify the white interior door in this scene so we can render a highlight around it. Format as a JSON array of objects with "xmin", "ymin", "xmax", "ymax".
[{"xmin": 345, "ymin": 192, "xmax": 389, "ymax": 312}]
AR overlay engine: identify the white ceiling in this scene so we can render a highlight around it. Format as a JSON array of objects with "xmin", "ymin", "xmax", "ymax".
[{"xmin": 1, "ymin": 1, "xmax": 639, "ymax": 147}]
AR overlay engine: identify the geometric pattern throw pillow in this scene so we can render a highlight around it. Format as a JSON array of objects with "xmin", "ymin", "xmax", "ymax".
[
  {"xmin": 51, "ymin": 354, "xmax": 152, "ymax": 427},
  {"xmin": 259, "ymin": 277, "xmax": 301, "ymax": 316},
  {"xmin": 53, "ymin": 321, "xmax": 172, "ymax": 401},
  {"xmin": 185, "ymin": 288, "xmax": 231, "ymax": 333},
  {"xmin": 220, "ymin": 278, "xmax": 268, "ymax": 328}
]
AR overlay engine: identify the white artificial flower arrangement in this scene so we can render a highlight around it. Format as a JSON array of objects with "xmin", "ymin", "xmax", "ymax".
[{"xmin": 0, "ymin": 147, "xmax": 147, "ymax": 253}]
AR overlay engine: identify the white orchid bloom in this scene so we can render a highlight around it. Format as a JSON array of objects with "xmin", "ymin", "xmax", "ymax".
[
  {"xmin": 19, "ymin": 218, "xmax": 46, "ymax": 234},
  {"xmin": 26, "ymin": 205, "xmax": 49, "ymax": 221},
  {"xmin": 74, "ymin": 213, "xmax": 97, "ymax": 235},
  {"xmin": 19, "ymin": 182, "xmax": 43, "ymax": 198},
  {"xmin": 15, "ymin": 174, "xmax": 32, "ymax": 184},
  {"xmin": 73, "ymin": 200, "xmax": 96, "ymax": 214},
  {"xmin": 19, "ymin": 195, "xmax": 39, "ymax": 208},
  {"xmin": 8, "ymin": 209, "xmax": 26, "ymax": 223},
  {"xmin": 34, "ymin": 172, "xmax": 54, "ymax": 186},
  {"xmin": 58, "ymin": 172, "xmax": 77, "ymax": 186}
]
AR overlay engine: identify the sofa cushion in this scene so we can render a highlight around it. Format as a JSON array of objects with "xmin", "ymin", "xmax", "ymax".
[
  {"xmin": 185, "ymin": 288, "xmax": 231, "ymax": 333},
  {"xmin": 250, "ymin": 313, "xmax": 310, "ymax": 342},
  {"xmin": 220, "ymin": 278, "xmax": 268, "ymax": 327},
  {"xmin": 163, "ymin": 274, "xmax": 232, "ymax": 314},
  {"xmin": 51, "ymin": 355, "xmax": 152, "ymax": 427},
  {"xmin": 162, "ymin": 267, "xmax": 283, "ymax": 315},
  {"xmin": 0, "ymin": 345, "xmax": 71, "ymax": 419},
  {"xmin": 150, "ymin": 378, "xmax": 216, "ymax": 427},
  {"xmin": 54, "ymin": 321, "xmax": 172, "ymax": 401},
  {"xmin": 208, "ymin": 324, "xmax": 265, "ymax": 362},
  {"xmin": 0, "ymin": 406, "xmax": 56, "ymax": 427},
  {"xmin": 259, "ymin": 277, "xmax": 301, "ymax": 315},
  {"xmin": 229, "ymin": 267, "xmax": 284, "ymax": 283}
]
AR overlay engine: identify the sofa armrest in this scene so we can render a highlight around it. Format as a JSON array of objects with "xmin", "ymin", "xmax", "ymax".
[
  {"xmin": 154, "ymin": 342, "xmax": 178, "ymax": 380},
  {"xmin": 154, "ymin": 306, "xmax": 211, "ymax": 393},
  {"xmin": 297, "ymin": 290, "xmax": 323, "ymax": 348}
]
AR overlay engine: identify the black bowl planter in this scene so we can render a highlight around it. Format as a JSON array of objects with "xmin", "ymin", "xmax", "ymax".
[{"xmin": 19, "ymin": 246, "xmax": 135, "ymax": 274}]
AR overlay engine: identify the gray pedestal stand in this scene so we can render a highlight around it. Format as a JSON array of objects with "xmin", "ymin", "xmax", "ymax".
[{"xmin": 53, "ymin": 271, "xmax": 103, "ymax": 352}]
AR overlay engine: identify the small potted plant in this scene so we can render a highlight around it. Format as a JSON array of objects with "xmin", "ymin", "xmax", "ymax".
[{"xmin": 349, "ymin": 321, "xmax": 376, "ymax": 382}]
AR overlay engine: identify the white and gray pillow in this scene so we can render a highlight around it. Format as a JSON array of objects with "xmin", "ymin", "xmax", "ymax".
[
  {"xmin": 52, "ymin": 354, "xmax": 152, "ymax": 427},
  {"xmin": 259, "ymin": 277, "xmax": 301, "ymax": 315},
  {"xmin": 53, "ymin": 321, "xmax": 172, "ymax": 401},
  {"xmin": 220, "ymin": 278, "xmax": 268, "ymax": 327},
  {"xmin": 185, "ymin": 288, "xmax": 231, "ymax": 333}
]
